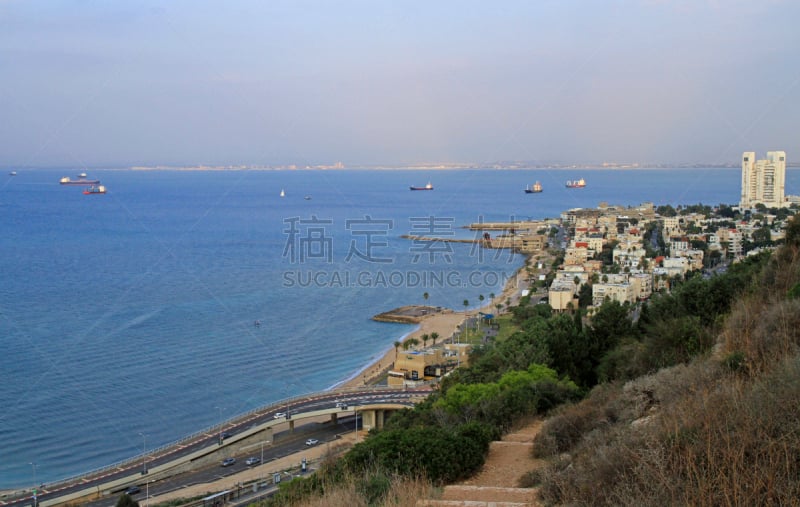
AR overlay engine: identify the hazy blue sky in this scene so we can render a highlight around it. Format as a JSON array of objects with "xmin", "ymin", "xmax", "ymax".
[{"xmin": 1, "ymin": 0, "xmax": 799, "ymax": 167}]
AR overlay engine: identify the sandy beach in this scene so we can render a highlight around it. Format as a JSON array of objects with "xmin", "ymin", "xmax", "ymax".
[{"xmin": 339, "ymin": 256, "xmax": 529, "ymax": 389}]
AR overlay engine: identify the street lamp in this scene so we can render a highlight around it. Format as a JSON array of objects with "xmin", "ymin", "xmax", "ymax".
[
  {"xmin": 138, "ymin": 432, "xmax": 148, "ymax": 475},
  {"xmin": 215, "ymin": 406, "xmax": 225, "ymax": 445},
  {"xmin": 260, "ymin": 440, "xmax": 270, "ymax": 482},
  {"xmin": 28, "ymin": 462, "xmax": 38, "ymax": 507},
  {"xmin": 146, "ymin": 479, "xmax": 154, "ymax": 507}
]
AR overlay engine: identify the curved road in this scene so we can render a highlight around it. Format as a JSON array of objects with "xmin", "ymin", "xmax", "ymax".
[{"xmin": 4, "ymin": 386, "xmax": 432, "ymax": 507}]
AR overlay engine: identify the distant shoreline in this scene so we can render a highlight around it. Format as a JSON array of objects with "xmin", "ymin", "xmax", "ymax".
[{"xmin": 127, "ymin": 165, "xmax": 744, "ymax": 171}]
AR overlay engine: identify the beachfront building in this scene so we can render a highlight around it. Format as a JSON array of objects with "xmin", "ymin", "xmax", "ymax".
[
  {"xmin": 388, "ymin": 343, "xmax": 471, "ymax": 386},
  {"xmin": 741, "ymin": 151, "xmax": 787, "ymax": 209},
  {"xmin": 519, "ymin": 233, "xmax": 548, "ymax": 252}
]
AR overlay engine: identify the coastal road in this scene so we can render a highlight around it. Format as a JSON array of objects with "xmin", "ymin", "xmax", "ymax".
[
  {"xmin": 3, "ymin": 387, "xmax": 431, "ymax": 507},
  {"xmin": 84, "ymin": 416, "xmax": 359, "ymax": 507}
]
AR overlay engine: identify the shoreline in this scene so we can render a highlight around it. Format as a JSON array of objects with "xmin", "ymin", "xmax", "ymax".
[
  {"xmin": 335, "ymin": 254, "xmax": 530, "ymax": 390},
  {"xmin": 0, "ymin": 259, "xmax": 530, "ymax": 495}
]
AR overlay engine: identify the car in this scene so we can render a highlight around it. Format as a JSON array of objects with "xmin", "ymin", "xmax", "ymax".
[
  {"xmin": 335, "ymin": 401, "xmax": 347, "ymax": 409},
  {"xmin": 245, "ymin": 457, "xmax": 261, "ymax": 466},
  {"xmin": 221, "ymin": 457, "xmax": 236, "ymax": 467},
  {"xmin": 305, "ymin": 438, "xmax": 319, "ymax": 446},
  {"xmin": 125, "ymin": 485, "xmax": 141, "ymax": 495},
  {"xmin": 273, "ymin": 412, "xmax": 286, "ymax": 419},
  {"xmin": 220, "ymin": 431, "xmax": 232, "ymax": 439}
]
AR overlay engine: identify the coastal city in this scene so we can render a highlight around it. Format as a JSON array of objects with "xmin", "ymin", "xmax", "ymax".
[
  {"xmin": 4, "ymin": 2, "xmax": 800, "ymax": 507},
  {"xmin": 3, "ymin": 150, "xmax": 797, "ymax": 507}
]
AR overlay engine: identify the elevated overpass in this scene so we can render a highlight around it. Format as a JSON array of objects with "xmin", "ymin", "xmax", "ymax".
[{"xmin": 3, "ymin": 386, "xmax": 432, "ymax": 507}]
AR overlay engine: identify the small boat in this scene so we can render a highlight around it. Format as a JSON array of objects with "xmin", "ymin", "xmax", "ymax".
[
  {"xmin": 565, "ymin": 178, "xmax": 586, "ymax": 188},
  {"xmin": 410, "ymin": 182, "xmax": 433, "ymax": 191},
  {"xmin": 60, "ymin": 175, "xmax": 100, "ymax": 185},
  {"xmin": 280, "ymin": 189, "xmax": 285, "ymax": 197},
  {"xmin": 9, "ymin": 171, "xmax": 17, "ymax": 176},
  {"xmin": 304, "ymin": 195, "xmax": 312, "ymax": 200},
  {"xmin": 83, "ymin": 185, "xmax": 106, "ymax": 195},
  {"xmin": 524, "ymin": 181, "xmax": 543, "ymax": 194}
]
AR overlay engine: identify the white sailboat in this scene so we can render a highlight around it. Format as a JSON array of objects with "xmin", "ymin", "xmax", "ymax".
[{"xmin": 280, "ymin": 189, "xmax": 285, "ymax": 197}]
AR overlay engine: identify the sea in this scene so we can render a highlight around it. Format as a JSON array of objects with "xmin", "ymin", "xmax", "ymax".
[{"xmin": 0, "ymin": 167, "xmax": 797, "ymax": 488}]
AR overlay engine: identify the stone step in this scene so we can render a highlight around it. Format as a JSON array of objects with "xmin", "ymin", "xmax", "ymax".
[{"xmin": 440, "ymin": 485, "xmax": 538, "ymax": 503}]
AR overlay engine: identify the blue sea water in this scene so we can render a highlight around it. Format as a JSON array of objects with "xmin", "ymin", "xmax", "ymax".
[{"xmin": 0, "ymin": 167, "xmax": 797, "ymax": 488}]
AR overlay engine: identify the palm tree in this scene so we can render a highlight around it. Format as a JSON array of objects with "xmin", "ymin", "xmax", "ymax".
[
  {"xmin": 463, "ymin": 299, "xmax": 469, "ymax": 342},
  {"xmin": 477, "ymin": 295, "xmax": 485, "ymax": 333},
  {"xmin": 421, "ymin": 333, "xmax": 430, "ymax": 348},
  {"xmin": 431, "ymin": 332, "xmax": 439, "ymax": 345},
  {"xmin": 394, "ymin": 340, "xmax": 402, "ymax": 360},
  {"xmin": 423, "ymin": 292, "xmax": 429, "ymax": 305}
]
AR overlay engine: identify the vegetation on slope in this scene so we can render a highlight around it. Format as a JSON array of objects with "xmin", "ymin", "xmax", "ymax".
[
  {"xmin": 265, "ymin": 214, "xmax": 800, "ymax": 507},
  {"xmin": 529, "ymin": 214, "xmax": 800, "ymax": 506}
]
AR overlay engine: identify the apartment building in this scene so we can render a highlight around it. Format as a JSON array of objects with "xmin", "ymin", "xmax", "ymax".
[{"xmin": 741, "ymin": 151, "xmax": 787, "ymax": 208}]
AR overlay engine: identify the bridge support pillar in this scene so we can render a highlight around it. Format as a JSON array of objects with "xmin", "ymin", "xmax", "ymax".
[
  {"xmin": 289, "ymin": 420, "xmax": 295, "ymax": 432},
  {"xmin": 376, "ymin": 409, "xmax": 385, "ymax": 430},
  {"xmin": 330, "ymin": 413, "xmax": 338, "ymax": 424},
  {"xmin": 361, "ymin": 409, "xmax": 376, "ymax": 431}
]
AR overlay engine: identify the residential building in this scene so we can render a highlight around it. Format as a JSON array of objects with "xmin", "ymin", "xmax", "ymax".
[
  {"xmin": 592, "ymin": 282, "xmax": 635, "ymax": 306},
  {"xmin": 741, "ymin": 151, "xmax": 787, "ymax": 208}
]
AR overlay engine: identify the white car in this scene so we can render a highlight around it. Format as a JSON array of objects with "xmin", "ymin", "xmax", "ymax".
[
  {"xmin": 245, "ymin": 457, "xmax": 261, "ymax": 466},
  {"xmin": 273, "ymin": 412, "xmax": 286, "ymax": 419},
  {"xmin": 305, "ymin": 438, "xmax": 319, "ymax": 446}
]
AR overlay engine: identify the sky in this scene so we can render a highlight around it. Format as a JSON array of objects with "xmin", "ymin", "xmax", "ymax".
[{"xmin": 1, "ymin": 0, "xmax": 799, "ymax": 168}]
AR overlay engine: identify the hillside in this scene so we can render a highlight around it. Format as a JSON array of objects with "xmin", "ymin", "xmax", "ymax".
[
  {"xmin": 528, "ymin": 216, "xmax": 800, "ymax": 505},
  {"xmin": 261, "ymin": 215, "xmax": 800, "ymax": 507}
]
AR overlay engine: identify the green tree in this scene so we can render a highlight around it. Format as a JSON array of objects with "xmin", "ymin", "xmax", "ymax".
[
  {"xmin": 421, "ymin": 333, "xmax": 430, "ymax": 348},
  {"xmin": 463, "ymin": 299, "xmax": 470, "ymax": 341},
  {"xmin": 431, "ymin": 332, "xmax": 439, "ymax": 345},
  {"xmin": 116, "ymin": 494, "xmax": 139, "ymax": 507},
  {"xmin": 589, "ymin": 300, "xmax": 636, "ymax": 364},
  {"xmin": 751, "ymin": 225, "xmax": 772, "ymax": 247},
  {"xmin": 423, "ymin": 291, "xmax": 429, "ymax": 304},
  {"xmin": 394, "ymin": 340, "xmax": 402, "ymax": 359},
  {"xmin": 404, "ymin": 338, "xmax": 419, "ymax": 350},
  {"xmin": 578, "ymin": 283, "xmax": 593, "ymax": 308}
]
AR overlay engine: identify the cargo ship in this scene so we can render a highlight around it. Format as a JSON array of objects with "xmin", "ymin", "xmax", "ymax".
[
  {"xmin": 83, "ymin": 185, "xmax": 106, "ymax": 195},
  {"xmin": 410, "ymin": 182, "xmax": 433, "ymax": 191},
  {"xmin": 524, "ymin": 181, "xmax": 543, "ymax": 193},
  {"xmin": 60, "ymin": 174, "xmax": 100, "ymax": 185},
  {"xmin": 565, "ymin": 178, "xmax": 586, "ymax": 188}
]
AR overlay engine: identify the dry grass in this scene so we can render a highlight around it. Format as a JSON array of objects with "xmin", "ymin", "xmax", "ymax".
[
  {"xmin": 531, "ymin": 241, "xmax": 800, "ymax": 506},
  {"xmin": 290, "ymin": 473, "xmax": 435, "ymax": 507}
]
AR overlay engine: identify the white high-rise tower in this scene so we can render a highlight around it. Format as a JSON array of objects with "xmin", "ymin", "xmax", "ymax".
[{"xmin": 740, "ymin": 151, "xmax": 786, "ymax": 209}]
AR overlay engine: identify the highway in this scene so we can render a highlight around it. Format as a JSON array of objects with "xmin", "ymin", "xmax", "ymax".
[
  {"xmin": 3, "ymin": 386, "xmax": 431, "ymax": 507},
  {"xmin": 85, "ymin": 416, "xmax": 357, "ymax": 507}
]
